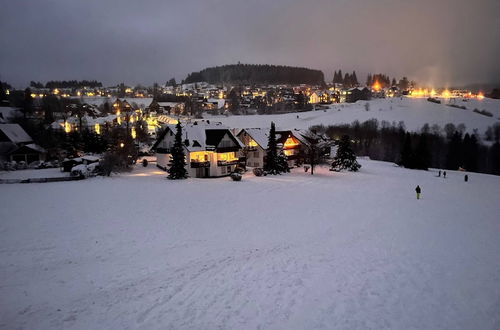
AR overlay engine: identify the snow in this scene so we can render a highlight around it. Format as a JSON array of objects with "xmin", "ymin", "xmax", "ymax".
[
  {"xmin": 1, "ymin": 160, "xmax": 500, "ymax": 329},
  {"xmin": 0, "ymin": 124, "xmax": 33, "ymax": 144},
  {"xmin": 206, "ymin": 97, "xmax": 500, "ymax": 135},
  {"xmin": 0, "ymin": 168, "xmax": 67, "ymax": 180}
]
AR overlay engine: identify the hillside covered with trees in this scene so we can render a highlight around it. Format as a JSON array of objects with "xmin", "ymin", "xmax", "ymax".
[{"xmin": 183, "ymin": 64, "xmax": 325, "ymax": 85}]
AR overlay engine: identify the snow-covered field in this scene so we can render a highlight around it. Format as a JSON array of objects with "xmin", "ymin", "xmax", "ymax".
[
  {"xmin": 208, "ymin": 97, "xmax": 500, "ymax": 134},
  {"xmin": 1, "ymin": 160, "xmax": 500, "ymax": 329},
  {"xmin": 0, "ymin": 168, "xmax": 68, "ymax": 180}
]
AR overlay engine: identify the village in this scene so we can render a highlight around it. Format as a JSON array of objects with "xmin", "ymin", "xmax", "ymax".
[{"xmin": 1, "ymin": 73, "xmax": 494, "ymax": 182}]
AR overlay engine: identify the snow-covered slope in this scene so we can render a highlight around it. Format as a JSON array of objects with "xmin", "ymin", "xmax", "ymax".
[
  {"xmin": 1, "ymin": 161, "xmax": 500, "ymax": 329},
  {"xmin": 208, "ymin": 97, "xmax": 500, "ymax": 134}
]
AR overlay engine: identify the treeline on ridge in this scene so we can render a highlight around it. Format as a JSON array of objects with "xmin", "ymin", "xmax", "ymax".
[
  {"xmin": 311, "ymin": 120, "xmax": 500, "ymax": 175},
  {"xmin": 30, "ymin": 80, "xmax": 103, "ymax": 89},
  {"xmin": 183, "ymin": 64, "xmax": 325, "ymax": 85}
]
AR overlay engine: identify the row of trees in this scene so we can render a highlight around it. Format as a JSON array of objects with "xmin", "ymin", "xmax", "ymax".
[
  {"xmin": 30, "ymin": 80, "xmax": 103, "ymax": 89},
  {"xmin": 183, "ymin": 64, "xmax": 325, "ymax": 85},
  {"xmin": 311, "ymin": 120, "xmax": 500, "ymax": 175},
  {"xmin": 332, "ymin": 70, "xmax": 359, "ymax": 87},
  {"xmin": 366, "ymin": 74, "xmax": 411, "ymax": 90}
]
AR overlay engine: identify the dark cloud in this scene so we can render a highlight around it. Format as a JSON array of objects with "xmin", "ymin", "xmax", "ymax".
[{"xmin": 1, "ymin": 0, "xmax": 499, "ymax": 87}]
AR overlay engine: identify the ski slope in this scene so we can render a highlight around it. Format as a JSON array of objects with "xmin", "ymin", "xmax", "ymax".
[
  {"xmin": 208, "ymin": 97, "xmax": 500, "ymax": 134},
  {"xmin": 1, "ymin": 160, "xmax": 499, "ymax": 329}
]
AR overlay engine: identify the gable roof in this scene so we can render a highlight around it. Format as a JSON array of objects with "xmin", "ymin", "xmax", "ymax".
[
  {"xmin": 0, "ymin": 107, "xmax": 21, "ymax": 123},
  {"xmin": 0, "ymin": 124, "xmax": 33, "ymax": 144},
  {"xmin": 152, "ymin": 121, "xmax": 242, "ymax": 152},
  {"xmin": 238, "ymin": 128, "xmax": 289, "ymax": 149}
]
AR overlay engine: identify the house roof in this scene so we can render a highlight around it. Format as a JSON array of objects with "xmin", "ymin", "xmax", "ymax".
[
  {"xmin": 8, "ymin": 143, "xmax": 46, "ymax": 155},
  {"xmin": 0, "ymin": 124, "xmax": 33, "ymax": 144},
  {"xmin": 152, "ymin": 121, "xmax": 242, "ymax": 152},
  {"xmin": 0, "ymin": 107, "xmax": 21, "ymax": 123},
  {"xmin": 237, "ymin": 128, "xmax": 289, "ymax": 149}
]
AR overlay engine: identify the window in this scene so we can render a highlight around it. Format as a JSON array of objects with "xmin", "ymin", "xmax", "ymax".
[
  {"xmin": 221, "ymin": 166, "xmax": 226, "ymax": 174},
  {"xmin": 253, "ymin": 151, "xmax": 259, "ymax": 157}
]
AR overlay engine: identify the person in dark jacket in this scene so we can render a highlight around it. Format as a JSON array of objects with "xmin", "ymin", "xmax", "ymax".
[
  {"xmin": 464, "ymin": 174, "xmax": 468, "ymax": 182},
  {"xmin": 443, "ymin": 171, "xmax": 447, "ymax": 178},
  {"xmin": 438, "ymin": 170, "xmax": 441, "ymax": 177},
  {"xmin": 415, "ymin": 185, "xmax": 421, "ymax": 199}
]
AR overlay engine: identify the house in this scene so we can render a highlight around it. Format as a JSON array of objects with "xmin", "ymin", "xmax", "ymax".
[
  {"xmin": 0, "ymin": 124, "xmax": 46, "ymax": 163},
  {"xmin": 237, "ymin": 128, "xmax": 304, "ymax": 168},
  {"xmin": 152, "ymin": 121, "xmax": 243, "ymax": 178},
  {"xmin": 346, "ymin": 87, "xmax": 372, "ymax": 103},
  {"xmin": 148, "ymin": 100, "xmax": 184, "ymax": 115}
]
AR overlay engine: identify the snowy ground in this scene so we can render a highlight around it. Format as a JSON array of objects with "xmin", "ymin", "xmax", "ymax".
[
  {"xmin": 0, "ymin": 168, "xmax": 68, "ymax": 180},
  {"xmin": 208, "ymin": 97, "xmax": 500, "ymax": 135},
  {"xmin": 1, "ymin": 160, "xmax": 500, "ymax": 329}
]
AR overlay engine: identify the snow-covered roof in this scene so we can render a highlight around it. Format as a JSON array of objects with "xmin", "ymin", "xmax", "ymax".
[
  {"xmin": 154, "ymin": 121, "xmax": 242, "ymax": 152},
  {"xmin": 238, "ymin": 128, "xmax": 270, "ymax": 148},
  {"xmin": 206, "ymin": 98, "xmax": 225, "ymax": 109},
  {"xmin": 0, "ymin": 107, "xmax": 21, "ymax": 123},
  {"xmin": 0, "ymin": 124, "xmax": 33, "ymax": 143},
  {"xmin": 24, "ymin": 143, "xmax": 46, "ymax": 153},
  {"xmin": 157, "ymin": 102, "xmax": 182, "ymax": 108}
]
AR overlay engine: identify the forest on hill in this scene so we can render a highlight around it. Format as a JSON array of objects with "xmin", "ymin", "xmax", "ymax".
[{"xmin": 183, "ymin": 64, "xmax": 325, "ymax": 85}]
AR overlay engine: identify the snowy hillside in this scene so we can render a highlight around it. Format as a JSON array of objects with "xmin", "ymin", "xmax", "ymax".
[
  {"xmin": 208, "ymin": 97, "xmax": 500, "ymax": 134},
  {"xmin": 1, "ymin": 160, "xmax": 500, "ymax": 329}
]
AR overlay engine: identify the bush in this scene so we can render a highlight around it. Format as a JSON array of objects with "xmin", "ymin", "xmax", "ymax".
[
  {"xmin": 230, "ymin": 172, "xmax": 242, "ymax": 181},
  {"xmin": 253, "ymin": 168, "xmax": 264, "ymax": 176},
  {"xmin": 473, "ymin": 109, "xmax": 493, "ymax": 117}
]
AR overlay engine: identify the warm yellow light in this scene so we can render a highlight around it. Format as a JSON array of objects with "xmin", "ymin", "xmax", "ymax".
[
  {"xmin": 95, "ymin": 123, "xmax": 100, "ymax": 135},
  {"xmin": 441, "ymin": 89, "xmax": 451, "ymax": 98},
  {"xmin": 64, "ymin": 122, "xmax": 71, "ymax": 133},
  {"xmin": 38, "ymin": 94, "xmax": 44, "ymax": 97},
  {"xmin": 372, "ymin": 81, "xmax": 381, "ymax": 92},
  {"xmin": 430, "ymin": 89, "xmax": 437, "ymax": 96},
  {"xmin": 477, "ymin": 92, "xmax": 485, "ymax": 100},
  {"xmin": 120, "ymin": 143, "xmax": 124, "ymax": 148},
  {"xmin": 53, "ymin": 88, "xmax": 59, "ymax": 95},
  {"xmin": 5, "ymin": 89, "xmax": 9, "ymax": 95},
  {"xmin": 248, "ymin": 138, "xmax": 258, "ymax": 147},
  {"xmin": 131, "ymin": 127, "xmax": 136, "ymax": 139},
  {"xmin": 30, "ymin": 93, "xmax": 37, "ymax": 98},
  {"xmin": 217, "ymin": 152, "xmax": 237, "ymax": 161},
  {"xmin": 77, "ymin": 91, "xmax": 81, "ymax": 96},
  {"xmin": 283, "ymin": 136, "xmax": 299, "ymax": 148},
  {"xmin": 191, "ymin": 151, "xmax": 209, "ymax": 162}
]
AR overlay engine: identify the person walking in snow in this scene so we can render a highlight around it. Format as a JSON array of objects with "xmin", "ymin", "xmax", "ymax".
[
  {"xmin": 443, "ymin": 171, "xmax": 447, "ymax": 178},
  {"xmin": 464, "ymin": 174, "xmax": 468, "ymax": 182},
  {"xmin": 415, "ymin": 185, "xmax": 421, "ymax": 200},
  {"xmin": 438, "ymin": 170, "xmax": 441, "ymax": 177}
]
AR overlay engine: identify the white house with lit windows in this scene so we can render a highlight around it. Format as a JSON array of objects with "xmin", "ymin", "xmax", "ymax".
[
  {"xmin": 236, "ymin": 128, "xmax": 304, "ymax": 168},
  {"xmin": 152, "ymin": 121, "xmax": 243, "ymax": 178}
]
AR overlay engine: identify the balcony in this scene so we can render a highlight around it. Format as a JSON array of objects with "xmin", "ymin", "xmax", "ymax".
[
  {"xmin": 190, "ymin": 161, "xmax": 210, "ymax": 168},
  {"xmin": 217, "ymin": 159, "xmax": 239, "ymax": 166}
]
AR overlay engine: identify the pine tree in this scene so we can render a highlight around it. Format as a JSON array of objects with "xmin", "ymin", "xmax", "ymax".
[
  {"xmin": 167, "ymin": 122, "xmax": 188, "ymax": 179},
  {"xmin": 351, "ymin": 71, "xmax": 358, "ymax": 86},
  {"xmin": 400, "ymin": 132, "xmax": 415, "ymax": 168},
  {"xmin": 277, "ymin": 148, "xmax": 290, "ymax": 173},
  {"xmin": 414, "ymin": 133, "xmax": 430, "ymax": 170},
  {"xmin": 331, "ymin": 135, "xmax": 361, "ymax": 172},
  {"xmin": 264, "ymin": 122, "xmax": 284, "ymax": 175}
]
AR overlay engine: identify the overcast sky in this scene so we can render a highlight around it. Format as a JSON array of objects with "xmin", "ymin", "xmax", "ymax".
[{"xmin": 1, "ymin": 0, "xmax": 499, "ymax": 88}]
